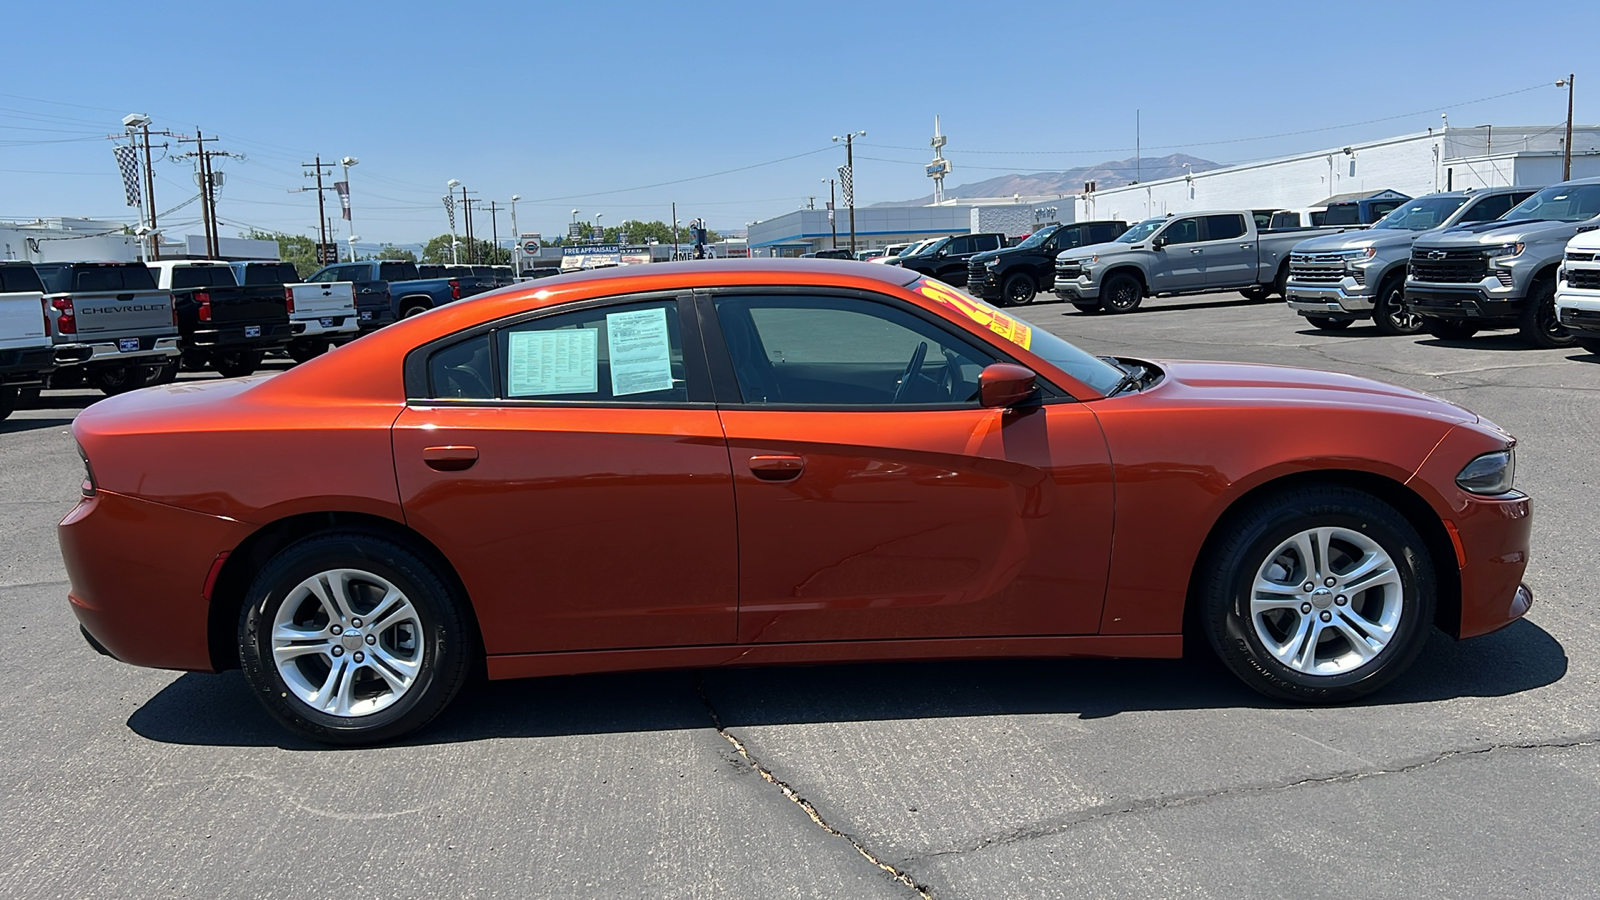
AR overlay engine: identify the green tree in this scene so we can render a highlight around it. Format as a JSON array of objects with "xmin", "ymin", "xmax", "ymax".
[
  {"xmin": 555, "ymin": 219, "xmax": 721, "ymax": 246},
  {"xmin": 244, "ymin": 229, "xmax": 321, "ymax": 278},
  {"xmin": 374, "ymin": 244, "xmax": 416, "ymax": 262},
  {"xmin": 420, "ymin": 234, "xmax": 510, "ymax": 265}
]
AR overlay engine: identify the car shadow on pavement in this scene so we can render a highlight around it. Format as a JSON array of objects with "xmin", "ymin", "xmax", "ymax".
[
  {"xmin": 126, "ymin": 618, "xmax": 1566, "ymax": 750},
  {"xmin": 0, "ymin": 417, "xmax": 75, "ymax": 434},
  {"xmin": 1413, "ymin": 333, "xmax": 1536, "ymax": 352}
]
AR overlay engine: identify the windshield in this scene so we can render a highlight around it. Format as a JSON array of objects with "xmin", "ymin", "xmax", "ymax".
[
  {"xmin": 917, "ymin": 237, "xmax": 951, "ymax": 256},
  {"xmin": 1012, "ymin": 225, "xmax": 1061, "ymax": 251},
  {"xmin": 1505, "ymin": 183, "xmax": 1600, "ymax": 223},
  {"xmin": 897, "ymin": 240, "xmax": 934, "ymax": 257},
  {"xmin": 1371, "ymin": 197, "xmax": 1469, "ymax": 231},
  {"xmin": 1115, "ymin": 219, "xmax": 1164, "ymax": 243}
]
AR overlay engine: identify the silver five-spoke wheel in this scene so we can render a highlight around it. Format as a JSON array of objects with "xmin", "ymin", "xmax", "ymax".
[
  {"xmin": 272, "ymin": 568, "xmax": 425, "ymax": 717},
  {"xmin": 1250, "ymin": 527, "xmax": 1402, "ymax": 676}
]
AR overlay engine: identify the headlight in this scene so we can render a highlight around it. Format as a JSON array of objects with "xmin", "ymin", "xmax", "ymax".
[
  {"xmin": 1456, "ymin": 448, "xmax": 1516, "ymax": 495},
  {"xmin": 1338, "ymin": 248, "xmax": 1377, "ymax": 261},
  {"xmin": 1485, "ymin": 242, "xmax": 1525, "ymax": 262},
  {"xmin": 985, "ymin": 258, "xmax": 1000, "ymax": 268}
]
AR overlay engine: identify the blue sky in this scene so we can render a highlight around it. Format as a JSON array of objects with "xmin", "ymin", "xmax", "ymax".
[{"xmin": 2, "ymin": 0, "xmax": 1595, "ymax": 250}]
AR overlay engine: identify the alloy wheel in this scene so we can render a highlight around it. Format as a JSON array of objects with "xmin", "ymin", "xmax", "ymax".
[
  {"xmin": 270, "ymin": 568, "xmax": 425, "ymax": 717},
  {"xmin": 1248, "ymin": 526, "xmax": 1403, "ymax": 676}
]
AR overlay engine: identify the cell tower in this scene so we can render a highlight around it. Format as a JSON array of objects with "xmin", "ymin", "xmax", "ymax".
[{"xmin": 926, "ymin": 115, "xmax": 952, "ymax": 204}]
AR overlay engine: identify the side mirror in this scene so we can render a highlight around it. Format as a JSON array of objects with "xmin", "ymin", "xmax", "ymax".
[
  {"xmin": 979, "ymin": 363, "xmax": 1038, "ymax": 409},
  {"xmin": 1151, "ymin": 236, "xmax": 1168, "ymax": 250}
]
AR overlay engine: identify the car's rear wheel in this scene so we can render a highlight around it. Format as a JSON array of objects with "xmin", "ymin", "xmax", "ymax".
[
  {"xmin": 1372, "ymin": 277, "xmax": 1423, "ymax": 336},
  {"xmin": 1200, "ymin": 486, "xmax": 1435, "ymax": 703},
  {"xmin": 212, "ymin": 350, "xmax": 264, "ymax": 378},
  {"xmin": 238, "ymin": 533, "xmax": 471, "ymax": 745},
  {"xmin": 1305, "ymin": 316, "xmax": 1352, "ymax": 331},
  {"xmin": 1100, "ymin": 273, "xmax": 1143, "ymax": 314},
  {"xmin": 401, "ymin": 303, "xmax": 430, "ymax": 319},
  {"xmin": 1071, "ymin": 301, "xmax": 1102, "ymax": 314},
  {"xmin": 1001, "ymin": 273, "xmax": 1037, "ymax": 306},
  {"xmin": 93, "ymin": 366, "xmax": 147, "ymax": 396},
  {"xmin": 144, "ymin": 360, "xmax": 179, "ymax": 386},
  {"xmin": 1421, "ymin": 319, "xmax": 1479, "ymax": 341},
  {"xmin": 1518, "ymin": 279, "xmax": 1573, "ymax": 349}
]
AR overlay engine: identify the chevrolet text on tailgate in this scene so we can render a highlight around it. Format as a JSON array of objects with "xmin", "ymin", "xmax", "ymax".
[
  {"xmin": 1286, "ymin": 187, "xmax": 1538, "ymax": 335},
  {"xmin": 34, "ymin": 261, "xmax": 180, "ymax": 395},
  {"xmin": 1053, "ymin": 210, "xmax": 1358, "ymax": 314},
  {"xmin": 230, "ymin": 261, "xmax": 359, "ymax": 363},
  {"xmin": 148, "ymin": 260, "xmax": 293, "ymax": 378},
  {"xmin": 1404, "ymin": 177, "xmax": 1600, "ymax": 348},
  {"xmin": 0, "ymin": 262, "xmax": 56, "ymax": 418}
]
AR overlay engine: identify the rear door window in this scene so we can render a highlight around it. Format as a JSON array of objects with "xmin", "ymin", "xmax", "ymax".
[
  {"xmin": 1458, "ymin": 193, "xmax": 1518, "ymax": 223},
  {"xmin": 945, "ymin": 236, "xmax": 974, "ymax": 255},
  {"xmin": 1202, "ymin": 214, "xmax": 1248, "ymax": 241}
]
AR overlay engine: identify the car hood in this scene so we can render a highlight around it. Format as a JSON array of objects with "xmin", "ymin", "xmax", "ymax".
[
  {"xmin": 1292, "ymin": 228, "xmax": 1420, "ymax": 254},
  {"xmin": 1058, "ymin": 240, "xmax": 1129, "ymax": 261},
  {"xmin": 1414, "ymin": 217, "xmax": 1591, "ymax": 249},
  {"xmin": 1142, "ymin": 360, "xmax": 1479, "ymax": 425}
]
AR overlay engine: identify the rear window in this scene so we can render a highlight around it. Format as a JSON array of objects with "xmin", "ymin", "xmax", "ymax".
[
  {"xmin": 37, "ymin": 264, "xmax": 158, "ymax": 293},
  {"xmin": 238, "ymin": 263, "xmax": 299, "ymax": 286},
  {"xmin": 0, "ymin": 265, "xmax": 45, "ymax": 294},
  {"xmin": 470, "ymin": 266, "xmax": 495, "ymax": 277},
  {"xmin": 170, "ymin": 265, "xmax": 239, "ymax": 290},
  {"xmin": 378, "ymin": 261, "xmax": 420, "ymax": 281},
  {"xmin": 416, "ymin": 265, "xmax": 447, "ymax": 279},
  {"xmin": 1322, "ymin": 204, "xmax": 1361, "ymax": 226}
]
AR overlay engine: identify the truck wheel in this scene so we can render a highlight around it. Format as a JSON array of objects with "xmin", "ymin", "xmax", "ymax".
[
  {"xmin": 1071, "ymin": 301, "xmax": 1102, "ymax": 314},
  {"xmin": 1001, "ymin": 274, "xmax": 1037, "ymax": 306},
  {"xmin": 400, "ymin": 303, "xmax": 431, "ymax": 319},
  {"xmin": 1517, "ymin": 280, "xmax": 1573, "ymax": 349},
  {"xmin": 1239, "ymin": 287, "xmax": 1268, "ymax": 301},
  {"xmin": 213, "ymin": 350, "xmax": 264, "ymax": 379},
  {"xmin": 1270, "ymin": 264, "xmax": 1290, "ymax": 299},
  {"xmin": 180, "ymin": 351, "xmax": 210, "ymax": 372},
  {"xmin": 0, "ymin": 386, "xmax": 14, "ymax": 422},
  {"xmin": 93, "ymin": 366, "xmax": 146, "ymax": 396},
  {"xmin": 1372, "ymin": 277, "xmax": 1423, "ymax": 336},
  {"xmin": 288, "ymin": 340, "xmax": 329, "ymax": 364},
  {"xmin": 1305, "ymin": 316, "xmax": 1353, "ymax": 331},
  {"xmin": 144, "ymin": 360, "xmax": 179, "ymax": 386},
  {"xmin": 1101, "ymin": 273, "xmax": 1144, "ymax": 314},
  {"xmin": 1422, "ymin": 319, "xmax": 1479, "ymax": 341}
]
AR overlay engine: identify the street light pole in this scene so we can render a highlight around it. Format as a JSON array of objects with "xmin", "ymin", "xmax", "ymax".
[
  {"xmin": 1558, "ymin": 74, "xmax": 1576, "ymax": 181},
  {"xmin": 340, "ymin": 156, "xmax": 358, "ymax": 261},
  {"xmin": 510, "ymin": 195, "xmax": 520, "ymax": 274}
]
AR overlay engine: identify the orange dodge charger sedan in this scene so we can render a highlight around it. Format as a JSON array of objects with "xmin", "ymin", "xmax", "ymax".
[{"xmin": 59, "ymin": 260, "xmax": 1533, "ymax": 744}]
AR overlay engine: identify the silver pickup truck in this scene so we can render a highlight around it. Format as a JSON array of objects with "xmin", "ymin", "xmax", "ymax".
[
  {"xmin": 1053, "ymin": 210, "xmax": 1351, "ymax": 313},
  {"xmin": 0, "ymin": 262, "xmax": 56, "ymax": 419},
  {"xmin": 1285, "ymin": 187, "xmax": 1537, "ymax": 335},
  {"xmin": 36, "ymin": 261, "xmax": 181, "ymax": 394},
  {"xmin": 1405, "ymin": 177, "xmax": 1600, "ymax": 348}
]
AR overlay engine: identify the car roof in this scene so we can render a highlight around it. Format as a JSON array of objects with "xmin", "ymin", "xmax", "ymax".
[{"xmin": 527, "ymin": 258, "xmax": 923, "ymax": 289}]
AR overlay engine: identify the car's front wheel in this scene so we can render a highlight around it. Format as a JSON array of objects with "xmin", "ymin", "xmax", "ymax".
[
  {"xmin": 238, "ymin": 533, "xmax": 472, "ymax": 745},
  {"xmin": 1200, "ymin": 486, "xmax": 1435, "ymax": 703},
  {"xmin": 1100, "ymin": 273, "xmax": 1144, "ymax": 314}
]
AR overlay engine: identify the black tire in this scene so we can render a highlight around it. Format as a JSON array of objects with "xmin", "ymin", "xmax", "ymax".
[
  {"xmin": 1201, "ymin": 486, "xmax": 1436, "ymax": 703},
  {"xmin": 1305, "ymin": 316, "xmax": 1353, "ymax": 331},
  {"xmin": 1071, "ymin": 301, "xmax": 1102, "ymax": 314},
  {"xmin": 145, "ymin": 360, "xmax": 179, "ymax": 386},
  {"xmin": 1100, "ymin": 273, "xmax": 1144, "ymax": 314},
  {"xmin": 1576, "ymin": 337, "xmax": 1600, "ymax": 356},
  {"xmin": 1269, "ymin": 264, "xmax": 1290, "ymax": 299},
  {"xmin": 1239, "ymin": 286, "xmax": 1268, "ymax": 302},
  {"xmin": 1001, "ymin": 273, "xmax": 1037, "ymax": 307},
  {"xmin": 1372, "ymin": 276, "xmax": 1423, "ymax": 336},
  {"xmin": 400, "ymin": 302, "xmax": 431, "ymax": 319},
  {"xmin": 180, "ymin": 351, "xmax": 210, "ymax": 372},
  {"xmin": 16, "ymin": 386, "xmax": 41, "ymax": 405},
  {"xmin": 93, "ymin": 366, "xmax": 147, "ymax": 396},
  {"xmin": 1518, "ymin": 279, "xmax": 1573, "ymax": 349},
  {"xmin": 212, "ymin": 350, "xmax": 264, "ymax": 379},
  {"xmin": 1421, "ymin": 319, "xmax": 1479, "ymax": 341},
  {"xmin": 238, "ymin": 532, "xmax": 472, "ymax": 745},
  {"xmin": 287, "ymin": 339, "xmax": 328, "ymax": 364},
  {"xmin": 0, "ymin": 385, "xmax": 14, "ymax": 422}
]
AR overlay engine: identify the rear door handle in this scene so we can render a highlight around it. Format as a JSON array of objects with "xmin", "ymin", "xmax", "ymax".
[
  {"xmin": 423, "ymin": 445, "xmax": 479, "ymax": 471},
  {"xmin": 749, "ymin": 454, "xmax": 804, "ymax": 481},
  {"xmin": 1240, "ymin": 243, "xmax": 1252, "ymax": 249}
]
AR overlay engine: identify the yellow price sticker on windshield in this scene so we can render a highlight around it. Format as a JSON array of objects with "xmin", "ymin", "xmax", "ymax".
[{"xmin": 915, "ymin": 280, "xmax": 1033, "ymax": 350}]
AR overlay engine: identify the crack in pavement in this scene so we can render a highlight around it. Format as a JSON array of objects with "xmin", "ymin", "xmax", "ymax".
[
  {"xmin": 694, "ymin": 676, "xmax": 934, "ymax": 899},
  {"xmin": 906, "ymin": 734, "xmax": 1600, "ymax": 864}
]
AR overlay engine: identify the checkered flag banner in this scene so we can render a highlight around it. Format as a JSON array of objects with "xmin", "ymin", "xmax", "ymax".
[
  {"xmin": 442, "ymin": 194, "xmax": 456, "ymax": 230},
  {"xmin": 838, "ymin": 165, "xmax": 853, "ymax": 210},
  {"xmin": 113, "ymin": 145, "xmax": 142, "ymax": 208}
]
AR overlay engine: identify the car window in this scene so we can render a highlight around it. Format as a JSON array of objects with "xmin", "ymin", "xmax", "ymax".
[
  {"xmin": 74, "ymin": 265, "xmax": 157, "ymax": 291},
  {"xmin": 0, "ymin": 266, "xmax": 45, "ymax": 293},
  {"xmin": 1252, "ymin": 211, "xmax": 1273, "ymax": 231},
  {"xmin": 240, "ymin": 263, "xmax": 299, "ymax": 286},
  {"xmin": 1458, "ymin": 193, "xmax": 1517, "ymax": 223},
  {"xmin": 713, "ymin": 294, "xmax": 997, "ymax": 407},
  {"xmin": 945, "ymin": 236, "xmax": 973, "ymax": 255},
  {"xmin": 171, "ymin": 266, "xmax": 240, "ymax": 290},
  {"xmin": 1203, "ymin": 215, "xmax": 1247, "ymax": 241},
  {"xmin": 1161, "ymin": 218, "xmax": 1201, "ymax": 245},
  {"xmin": 379, "ymin": 261, "xmax": 419, "ymax": 281},
  {"xmin": 976, "ymin": 235, "xmax": 1001, "ymax": 252},
  {"xmin": 1370, "ymin": 201, "xmax": 1404, "ymax": 220}
]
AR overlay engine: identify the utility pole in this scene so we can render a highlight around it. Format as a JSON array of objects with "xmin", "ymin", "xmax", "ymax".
[
  {"xmin": 671, "ymin": 201, "xmax": 678, "ymax": 259},
  {"xmin": 832, "ymin": 130, "xmax": 864, "ymax": 253},
  {"xmin": 297, "ymin": 155, "xmax": 332, "ymax": 265},
  {"xmin": 1558, "ymin": 74, "xmax": 1576, "ymax": 181},
  {"xmin": 176, "ymin": 130, "xmax": 236, "ymax": 258},
  {"xmin": 125, "ymin": 117, "xmax": 174, "ymax": 260},
  {"xmin": 1135, "ymin": 109, "xmax": 1141, "ymax": 185},
  {"xmin": 459, "ymin": 185, "xmax": 477, "ymax": 263},
  {"xmin": 487, "ymin": 201, "xmax": 501, "ymax": 264}
]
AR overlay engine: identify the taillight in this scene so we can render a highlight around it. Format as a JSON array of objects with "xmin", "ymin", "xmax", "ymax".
[
  {"xmin": 195, "ymin": 291, "xmax": 211, "ymax": 323},
  {"xmin": 51, "ymin": 296, "xmax": 76, "ymax": 335},
  {"xmin": 448, "ymin": 278, "xmax": 460, "ymax": 300},
  {"xmin": 284, "ymin": 286, "xmax": 296, "ymax": 314}
]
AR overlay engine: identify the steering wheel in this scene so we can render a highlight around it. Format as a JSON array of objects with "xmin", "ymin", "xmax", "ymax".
[{"xmin": 891, "ymin": 341, "xmax": 928, "ymax": 404}]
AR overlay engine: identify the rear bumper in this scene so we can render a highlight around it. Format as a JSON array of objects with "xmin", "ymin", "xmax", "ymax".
[
  {"xmin": 0, "ymin": 346, "xmax": 56, "ymax": 385},
  {"xmin": 188, "ymin": 322, "xmax": 294, "ymax": 349},
  {"xmin": 291, "ymin": 314, "xmax": 360, "ymax": 338},
  {"xmin": 54, "ymin": 336, "xmax": 181, "ymax": 368},
  {"xmin": 59, "ymin": 490, "xmax": 252, "ymax": 672},
  {"xmin": 356, "ymin": 307, "xmax": 396, "ymax": 333}
]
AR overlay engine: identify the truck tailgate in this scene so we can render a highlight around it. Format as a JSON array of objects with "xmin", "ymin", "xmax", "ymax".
[
  {"xmin": 209, "ymin": 286, "xmax": 291, "ymax": 325},
  {"xmin": 0, "ymin": 291, "xmax": 49, "ymax": 352},
  {"xmin": 289, "ymin": 282, "xmax": 356, "ymax": 319},
  {"xmin": 70, "ymin": 290, "xmax": 174, "ymax": 338}
]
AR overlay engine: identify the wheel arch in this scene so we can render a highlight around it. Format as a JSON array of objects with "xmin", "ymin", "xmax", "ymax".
[
  {"xmin": 1181, "ymin": 468, "xmax": 1463, "ymax": 644},
  {"xmin": 206, "ymin": 510, "xmax": 484, "ymax": 672},
  {"xmin": 397, "ymin": 294, "xmax": 434, "ymax": 312},
  {"xmin": 1101, "ymin": 264, "xmax": 1148, "ymax": 292}
]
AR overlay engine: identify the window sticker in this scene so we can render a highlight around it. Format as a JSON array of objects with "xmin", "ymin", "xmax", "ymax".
[
  {"xmin": 507, "ymin": 328, "xmax": 598, "ymax": 396},
  {"xmin": 914, "ymin": 279, "xmax": 1032, "ymax": 350},
  {"xmin": 605, "ymin": 307, "xmax": 674, "ymax": 396}
]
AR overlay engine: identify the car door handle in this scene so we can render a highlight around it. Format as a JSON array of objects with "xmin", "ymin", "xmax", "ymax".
[
  {"xmin": 423, "ymin": 445, "xmax": 479, "ymax": 471},
  {"xmin": 1240, "ymin": 244, "xmax": 1252, "ymax": 249},
  {"xmin": 1190, "ymin": 248, "xmax": 1203, "ymax": 254},
  {"xmin": 749, "ymin": 454, "xmax": 804, "ymax": 481}
]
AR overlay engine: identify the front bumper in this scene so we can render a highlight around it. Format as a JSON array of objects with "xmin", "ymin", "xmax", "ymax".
[
  {"xmin": 1053, "ymin": 275, "xmax": 1099, "ymax": 301},
  {"xmin": 1556, "ymin": 288, "xmax": 1600, "ymax": 336},
  {"xmin": 60, "ymin": 489, "xmax": 253, "ymax": 672},
  {"xmin": 967, "ymin": 270, "xmax": 1004, "ymax": 300},
  {"xmin": 1405, "ymin": 279, "xmax": 1525, "ymax": 323},
  {"xmin": 1285, "ymin": 279, "xmax": 1375, "ymax": 315}
]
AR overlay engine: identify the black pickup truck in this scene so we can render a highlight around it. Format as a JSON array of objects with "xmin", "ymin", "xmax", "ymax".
[
  {"xmin": 966, "ymin": 220, "xmax": 1130, "ymax": 305},
  {"xmin": 149, "ymin": 261, "xmax": 292, "ymax": 378}
]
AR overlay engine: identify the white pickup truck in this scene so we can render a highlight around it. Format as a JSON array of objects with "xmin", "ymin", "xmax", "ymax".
[
  {"xmin": 0, "ymin": 262, "xmax": 56, "ymax": 419},
  {"xmin": 1556, "ymin": 227, "xmax": 1600, "ymax": 355},
  {"xmin": 229, "ymin": 262, "xmax": 358, "ymax": 362}
]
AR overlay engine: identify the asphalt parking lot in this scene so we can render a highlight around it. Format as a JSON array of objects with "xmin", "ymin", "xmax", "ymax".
[{"xmin": 3, "ymin": 291, "xmax": 1597, "ymax": 899}]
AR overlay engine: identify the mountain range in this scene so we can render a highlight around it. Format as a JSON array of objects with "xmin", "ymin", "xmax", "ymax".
[{"xmin": 873, "ymin": 153, "xmax": 1220, "ymax": 206}]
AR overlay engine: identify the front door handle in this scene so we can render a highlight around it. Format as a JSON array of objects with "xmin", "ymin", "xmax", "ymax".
[
  {"xmin": 749, "ymin": 454, "xmax": 804, "ymax": 481},
  {"xmin": 423, "ymin": 445, "xmax": 479, "ymax": 471},
  {"xmin": 1240, "ymin": 243, "xmax": 1252, "ymax": 249},
  {"xmin": 1190, "ymin": 248, "xmax": 1203, "ymax": 254}
]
